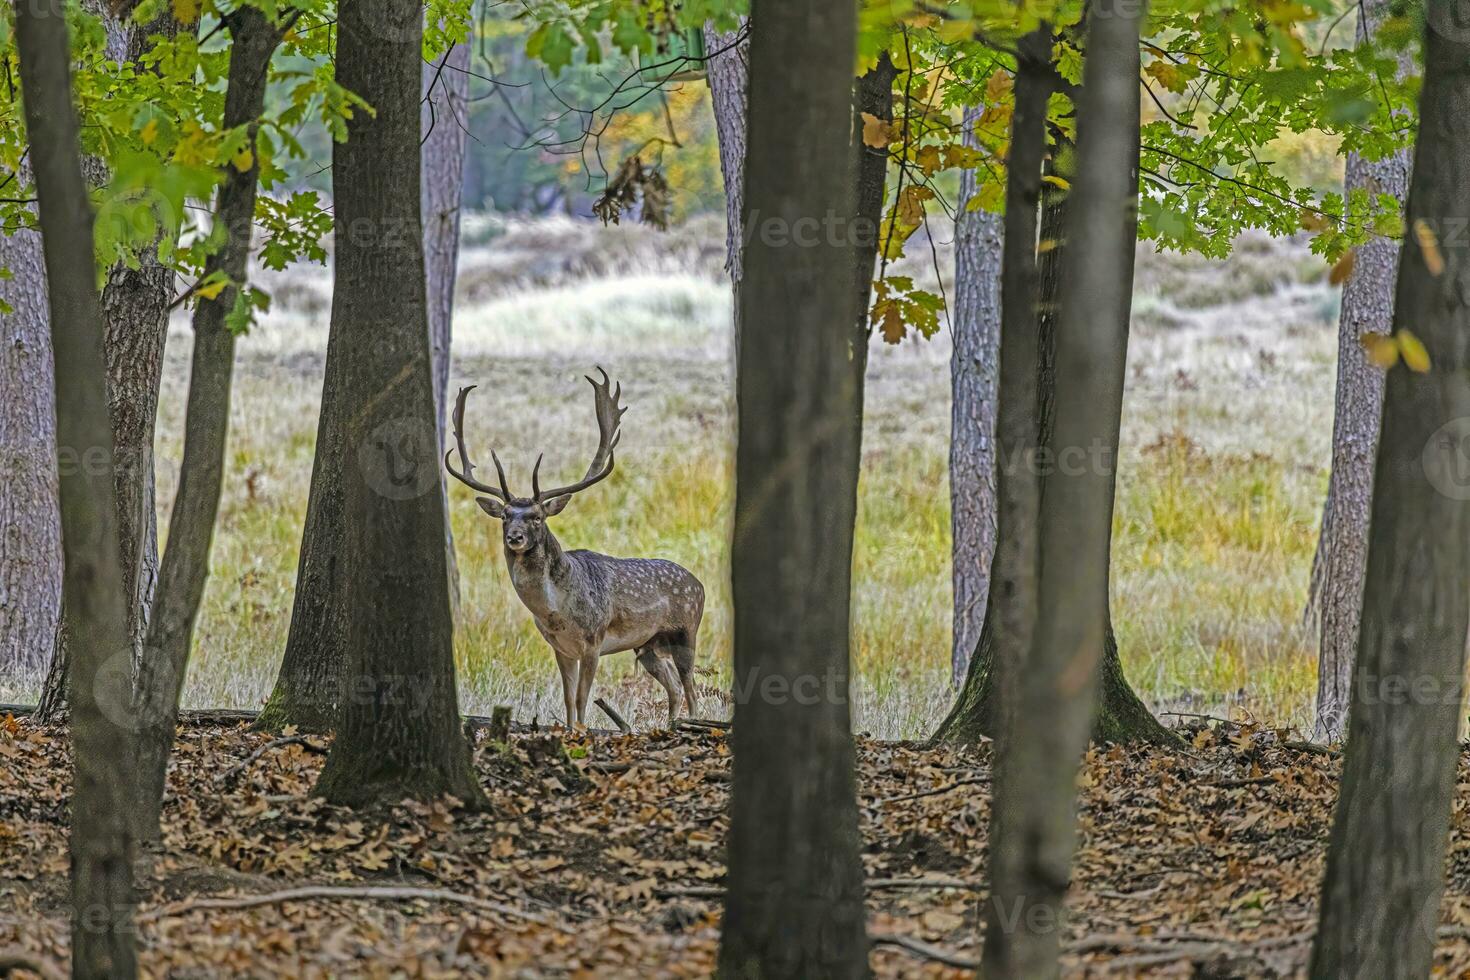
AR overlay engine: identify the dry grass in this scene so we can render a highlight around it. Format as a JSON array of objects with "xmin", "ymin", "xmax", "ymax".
[{"xmin": 3, "ymin": 221, "xmax": 1340, "ymax": 739}]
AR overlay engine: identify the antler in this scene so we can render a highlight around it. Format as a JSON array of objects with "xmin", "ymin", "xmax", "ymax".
[
  {"xmin": 533, "ymin": 367, "xmax": 627, "ymax": 502},
  {"xmin": 444, "ymin": 385, "xmax": 512, "ymax": 499}
]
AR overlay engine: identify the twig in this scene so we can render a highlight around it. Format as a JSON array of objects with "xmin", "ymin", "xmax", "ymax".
[
  {"xmin": 867, "ymin": 876, "xmax": 976, "ymax": 891},
  {"xmin": 139, "ymin": 885, "xmax": 568, "ymax": 930},
  {"xmin": 869, "ymin": 775, "xmax": 991, "ymax": 806},
  {"xmin": 674, "ymin": 717, "xmax": 731, "ymax": 732},
  {"xmin": 0, "ymin": 947, "xmax": 65, "ymax": 980},
  {"xmin": 655, "ymin": 885, "xmax": 725, "ymax": 899},
  {"xmin": 216, "ymin": 734, "xmax": 325, "ymax": 785},
  {"xmin": 871, "ymin": 932, "xmax": 979, "ymax": 969},
  {"xmin": 1281, "ymin": 739, "xmax": 1339, "ymax": 758},
  {"xmin": 594, "ymin": 698, "xmax": 631, "ymax": 735},
  {"xmin": 651, "ymin": 877, "xmax": 975, "ymax": 902},
  {"xmin": 586, "ymin": 761, "xmax": 632, "ymax": 775},
  {"xmin": 1214, "ymin": 776, "xmax": 1276, "ymax": 788}
]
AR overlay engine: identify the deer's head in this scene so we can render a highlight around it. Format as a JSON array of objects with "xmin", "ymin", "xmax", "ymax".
[{"xmin": 445, "ymin": 368, "xmax": 627, "ymax": 557}]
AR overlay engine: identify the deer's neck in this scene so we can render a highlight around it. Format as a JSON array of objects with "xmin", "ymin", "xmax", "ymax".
[{"xmin": 505, "ymin": 530, "xmax": 574, "ymax": 619}]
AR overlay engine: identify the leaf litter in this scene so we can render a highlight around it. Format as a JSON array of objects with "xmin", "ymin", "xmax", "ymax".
[{"xmin": 4, "ymin": 714, "xmax": 1470, "ymax": 976}]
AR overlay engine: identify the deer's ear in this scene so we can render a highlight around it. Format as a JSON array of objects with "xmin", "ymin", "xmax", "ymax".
[
  {"xmin": 542, "ymin": 494, "xmax": 572, "ymax": 517},
  {"xmin": 476, "ymin": 496, "xmax": 507, "ymax": 519}
]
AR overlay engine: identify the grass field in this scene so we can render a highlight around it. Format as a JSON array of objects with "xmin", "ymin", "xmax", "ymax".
[{"xmin": 10, "ymin": 217, "xmax": 1341, "ymax": 738}]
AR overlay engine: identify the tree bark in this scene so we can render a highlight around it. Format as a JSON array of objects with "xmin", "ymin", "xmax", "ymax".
[
  {"xmin": 1309, "ymin": 10, "xmax": 1470, "ymax": 976},
  {"xmin": 932, "ymin": 141, "xmax": 1173, "ymax": 748},
  {"xmin": 422, "ymin": 40, "xmax": 467, "ymax": 613},
  {"xmin": 130, "ymin": 9, "xmax": 284, "ymax": 843},
  {"xmin": 949, "ymin": 103, "xmax": 1003, "ymax": 687},
  {"xmin": 16, "ymin": 2, "xmax": 139, "ymax": 973},
  {"xmin": 976, "ymin": 29, "xmax": 1049, "ymax": 976},
  {"xmin": 702, "ymin": 20, "xmax": 748, "ymax": 331},
  {"xmin": 310, "ymin": 0, "xmax": 483, "ymax": 808},
  {"xmin": 1308, "ymin": 0, "xmax": 1413, "ymax": 742},
  {"xmin": 716, "ymin": 0, "xmax": 867, "ymax": 976},
  {"xmin": 0, "ymin": 220, "xmax": 61, "ymax": 680},
  {"xmin": 850, "ymin": 53, "xmax": 895, "ymax": 377},
  {"xmin": 984, "ymin": 10, "xmax": 1145, "ymax": 975}
]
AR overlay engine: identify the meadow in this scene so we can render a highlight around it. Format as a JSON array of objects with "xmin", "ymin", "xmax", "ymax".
[{"xmin": 9, "ymin": 215, "xmax": 1340, "ymax": 738}]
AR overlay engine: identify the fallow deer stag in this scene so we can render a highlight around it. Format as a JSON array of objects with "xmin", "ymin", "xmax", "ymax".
[{"xmin": 445, "ymin": 369, "xmax": 703, "ymax": 729}]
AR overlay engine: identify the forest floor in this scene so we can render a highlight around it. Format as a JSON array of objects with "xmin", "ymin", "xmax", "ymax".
[{"xmin": 7, "ymin": 714, "xmax": 1470, "ymax": 977}]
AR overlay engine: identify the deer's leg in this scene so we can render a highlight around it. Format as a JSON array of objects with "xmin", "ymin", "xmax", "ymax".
[
  {"xmin": 554, "ymin": 654, "xmax": 579, "ymax": 729},
  {"xmin": 673, "ymin": 647, "xmax": 698, "ymax": 719},
  {"xmin": 638, "ymin": 647, "xmax": 680, "ymax": 727},
  {"xmin": 574, "ymin": 652, "xmax": 600, "ymax": 726}
]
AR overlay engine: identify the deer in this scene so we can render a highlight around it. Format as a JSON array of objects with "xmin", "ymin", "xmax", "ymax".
[{"xmin": 445, "ymin": 369, "xmax": 704, "ymax": 730}]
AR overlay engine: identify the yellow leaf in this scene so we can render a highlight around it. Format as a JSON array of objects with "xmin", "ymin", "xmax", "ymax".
[
  {"xmin": 875, "ymin": 300, "xmax": 906, "ymax": 344},
  {"xmin": 896, "ymin": 185, "xmax": 930, "ymax": 228},
  {"xmin": 139, "ymin": 119, "xmax": 159, "ymax": 146},
  {"xmin": 1397, "ymin": 329, "xmax": 1431, "ymax": 372},
  {"xmin": 231, "ymin": 147, "xmax": 254, "ymax": 172},
  {"xmin": 985, "ymin": 70, "xmax": 1012, "ymax": 103},
  {"xmin": 1328, "ymin": 249, "xmax": 1355, "ymax": 286},
  {"xmin": 914, "ymin": 144, "xmax": 941, "ymax": 176},
  {"xmin": 1041, "ymin": 174, "xmax": 1070, "ymax": 190},
  {"xmin": 1360, "ymin": 332, "xmax": 1399, "ymax": 369},
  {"xmin": 195, "ymin": 277, "xmax": 229, "ymax": 301},
  {"xmin": 1144, "ymin": 61, "xmax": 1185, "ymax": 94},
  {"xmin": 860, "ymin": 112, "xmax": 893, "ymax": 149},
  {"xmin": 1414, "ymin": 218, "xmax": 1445, "ymax": 276},
  {"xmin": 172, "ymin": 0, "xmax": 200, "ymax": 24},
  {"xmin": 1299, "ymin": 209, "xmax": 1330, "ymax": 232}
]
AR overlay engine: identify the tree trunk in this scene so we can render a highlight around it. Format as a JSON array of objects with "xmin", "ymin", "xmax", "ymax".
[
  {"xmin": 984, "ymin": 10, "xmax": 1145, "ymax": 975},
  {"xmin": 1308, "ymin": 0, "xmax": 1413, "ymax": 742},
  {"xmin": 702, "ymin": 20, "xmax": 748, "ymax": 330},
  {"xmin": 1309, "ymin": 11, "xmax": 1470, "ymax": 976},
  {"xmin": 32, "ymin": 10, "xmax": 190, "ymax": 723},
  {"xmin": 422, "ymin": 40, "xmax": 468, "ymax": 613},
  {"xmin": 850, "ymin": 53, "xmax": 894, "ymax": 380},
  {"xmin": 949, "ymin": 103, "xmax": 1003, "ymax": 687},
  {"xmin": 976, "ymin": 29, "xmax": 1049, "ymax": 975},
  {"xmin": 16, "ymin": 2, "xmax": 139, "ymax": 974},
  {"xmin": 716, "ymin": 1, "xmax": 867, "ymax": 976},
  {"xmin": 932, "ymin": 136, "xmax": 1173, "ymax": 748},
  {"xmin": 130, "ymin": 9, "xmax": 284, "ymax": 843},
  {"xmin": 0, "ymin": 221, "xmax": 62, "ymax": 680},
  {"xmin": 310, "ymin": 0, "xmax": 483, "ymax": 808}
]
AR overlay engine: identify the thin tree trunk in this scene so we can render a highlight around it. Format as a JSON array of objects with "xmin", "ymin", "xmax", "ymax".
[
  {"xmin": 850, "ymin": 53, "xmax": 895, "ymax": 379},
  {"xmin": 15, "ymin": 2, "xmax": 138, "ymax": 973},
  {"xmin": 1309, "ymin": 10, "xmax": 1470, "ymax": 975},
  {"xmin": 933, "ymin": 142, "xmax": 1173, "ymax": 748},
  {"xmin": 716, "ymin": 0, "xmax": 866, "ymax": 975},
  {"xmin": 984, "ymin": 9, "xmax": 1145, "ymax": 975},
  {"xmin": 977, "ymin": 29, "xmax": 1050, "ymax": 976},
  {"xmin": 0, "ymin": 220, "xmax": 61, "ymax": 680},
  {"xmin": 1308, "ymin": 0, "xmax": 1413, "ymax": 742},
  {"xmin": 32, "ymin": 10, "xmax": 190, "ymax": 723},
  {"xmin": 130, "ymin": 9, "xmax": 284, "ymax": 843},
  {"xmin": 310, "ymin": 0, "xmax": 483, "ymax": 808},
  {"xmin": 702, "ymin": 20, "xmax": 748, "ymax": 330},
  {"xmin": 422, "ymin": 40, "xmax": 468, "ymax": 614},
  {"xmin": 949, "ymin": 103, "xmax": 1003, "ymax": 687}
]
